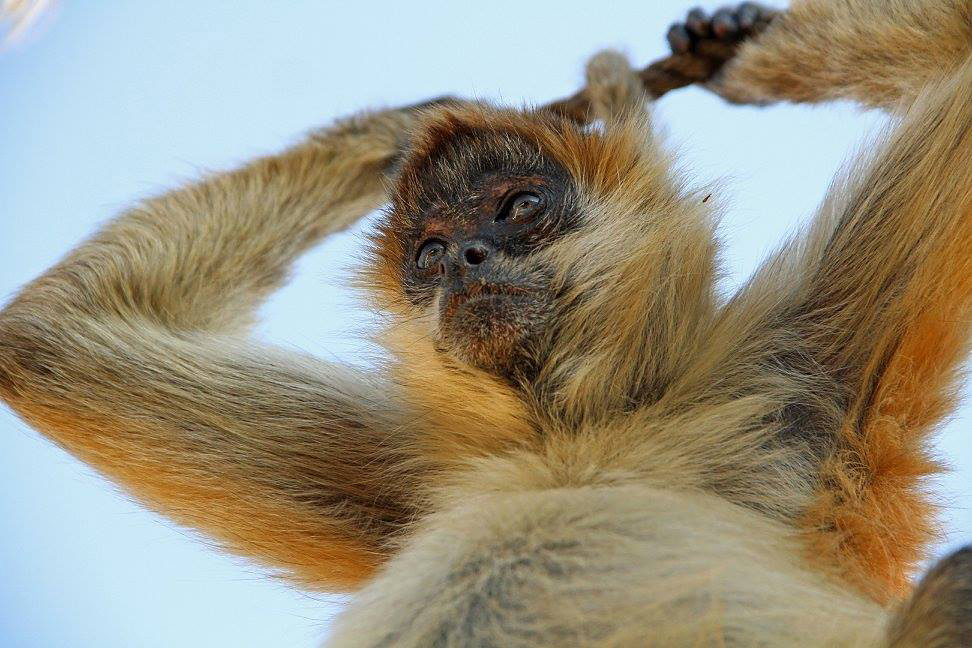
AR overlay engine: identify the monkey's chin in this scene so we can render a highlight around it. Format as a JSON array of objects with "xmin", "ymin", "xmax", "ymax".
[{"xmin": 439, "ymin": 291, "xmax": 544, "ymax": 375}]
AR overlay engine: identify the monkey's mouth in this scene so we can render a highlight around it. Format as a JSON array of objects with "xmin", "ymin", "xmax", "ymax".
[
  {"xmin": 438, "ymin": 282, "xmax": 548, "ymax": 372},
  {"xmin": 444, "ymin": 282, "xmax": 530, "ymax": 313}
]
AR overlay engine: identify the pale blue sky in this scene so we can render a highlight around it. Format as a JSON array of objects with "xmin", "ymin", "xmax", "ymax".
[{"xmin": 1, "ymin": 2, "xmax": 968, "ymax": 646}]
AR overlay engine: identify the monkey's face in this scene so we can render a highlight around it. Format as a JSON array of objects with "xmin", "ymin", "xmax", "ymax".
[
  {"xmin": 383, "ymin": 140, "xmax": 579, "ymax": 374},
  {"xmin": 407, "ymin": 171, "xmax": 573, "ymax": 374},
  {"xmin": 365, "ymin": 109, "xmax": 593, "ymax": 377},
  {"xmin": 368, "ymin": 105, "xmax": 687, "ymax": 390}
]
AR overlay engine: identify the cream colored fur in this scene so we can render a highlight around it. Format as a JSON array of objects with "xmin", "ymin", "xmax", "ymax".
[{"xmin": 0, "ymin": 1, "xmax": 970, "ymax": 645}]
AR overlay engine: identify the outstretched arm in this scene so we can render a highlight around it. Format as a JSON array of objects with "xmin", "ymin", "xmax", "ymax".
[
  {"xmin": 0, "ymin": 103, "xmax": 445, "ymax": 590},
  {"xmin": 694, "ymin": 0, "xmax": 972, "ymax": 109},
  {"xmin": 674, "ymin": 3, "xmax": 972, "ymax": 601}
]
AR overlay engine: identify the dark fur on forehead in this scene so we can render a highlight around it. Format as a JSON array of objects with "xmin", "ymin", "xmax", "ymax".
[
  {"xmin": 363, "ymin": 104, "xmax": 583, "ymax": 311},
  {"xmin": 393, "ymin": 112, "xmax": 554, "ymax": 216},
  {"xmin": 361, "ymin": 101, "xmax": 674, "ymax": 315}
]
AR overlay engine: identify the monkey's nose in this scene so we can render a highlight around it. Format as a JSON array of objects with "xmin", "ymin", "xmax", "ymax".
[{"xmin": 461, "ymin": 242, "xmax": 490, "ymax": 267}]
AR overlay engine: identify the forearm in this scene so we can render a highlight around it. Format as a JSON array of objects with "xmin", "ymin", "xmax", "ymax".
[
  {"xmin": 5, "ymin": 106, "xmax": 418, "ymax": 334},
  {"xmin": 791, "ymin": 57, "xmax": 972, "ymax": 389},
  {"xmin": 714, "ymin": 0, "xmax": 972, "ymax": 109},
  {"xmin": 704, "ymin": 56, "xmax": 972, "ymax": 419}
]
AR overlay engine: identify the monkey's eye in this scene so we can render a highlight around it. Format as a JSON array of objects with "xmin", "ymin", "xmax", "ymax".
[
  {"xmin": 416, "ymin": 240, "xmax": 447, "ymax": 272},
  {"xmin": 497, "ymin": 191, "xmax": 545, "ymax": 224}
]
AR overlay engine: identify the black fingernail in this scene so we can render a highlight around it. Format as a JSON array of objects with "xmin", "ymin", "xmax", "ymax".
[
  {"xmin": 737, "ymin": 3, "xmax": 759, "ymax": 30},
  {"xmin": 667, "ymin": 24, "xmax": 692, "ymax": 53},
  {"xmin": 686, "ymin": 8, "xmax": 711, "ymax": 37},
  {"xmin": 712, "ymin": 8, "xmax": 738, "ymax": 38}
]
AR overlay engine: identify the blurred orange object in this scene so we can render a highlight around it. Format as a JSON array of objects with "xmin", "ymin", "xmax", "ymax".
[{"xmin": 1, "ymin": 0, "xmax": 56, "ymax": 49}]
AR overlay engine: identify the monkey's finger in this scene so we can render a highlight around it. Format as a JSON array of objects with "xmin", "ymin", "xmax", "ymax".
[
  {"xmin": 753, "ymin": 7, "xmax": 779, "ymax": 32},
  {"xmin": 736, "ymin": 2, "xmax": 761, "ymax": 30},
  {"xmin": 685, "ymin": 8, "xmax": 711, "ymax": 38},
  {"xmin": 667, "ymin": 24, "xmax": 693, "ymax": 54},
  {"xmin": 711, "ymin": 7, "xmax": 739, "ymax": 39}
]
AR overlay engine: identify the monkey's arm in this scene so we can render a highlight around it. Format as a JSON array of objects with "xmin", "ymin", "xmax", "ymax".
[
  {"xmin": 0, "ymin": 104, "xmax": 439, "ymax": 590},
  {"xmin": 689, "ymin": 54, "xmax": 972, "ymax": 601},
  {"xmin": 704, "ymin": 0, "xmax": 972, "ymax": 109}
]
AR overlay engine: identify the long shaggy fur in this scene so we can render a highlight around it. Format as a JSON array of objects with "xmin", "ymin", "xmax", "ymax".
[{"xmin": 0, "ymin": 1, "xmax": 969, "ymax": 645}]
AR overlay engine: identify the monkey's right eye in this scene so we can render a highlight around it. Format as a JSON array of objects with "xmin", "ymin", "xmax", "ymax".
[{"xmin": 416, "ymin": 240, "xmax": 447, "ymax": 272}]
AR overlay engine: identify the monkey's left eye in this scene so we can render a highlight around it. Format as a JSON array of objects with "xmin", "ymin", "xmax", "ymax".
[
  {"xmin": 497, "ymin": 191, "xmax": 545, "ymax": 224},
  {"xmin": 416, "ymin": 240, "xmax": 447, "ymax": 272}
]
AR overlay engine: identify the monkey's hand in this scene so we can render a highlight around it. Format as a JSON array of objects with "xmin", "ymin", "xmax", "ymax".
[
  {"xmin": 544, "ymin": 4, "xmax": 778, "ymax": 122},
  {"xmin": 664, "ymin": 3, "xmax": 778, "ymax": 101},
  {"xmin": 669, "ymin": 0, "xmax": 972, "ymax": 110}
]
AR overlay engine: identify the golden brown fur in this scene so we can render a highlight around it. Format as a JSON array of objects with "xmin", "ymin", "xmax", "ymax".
[
  {"xmin": 0, "ymin": 1, "xmax": 970, "ymax": 645},
  {"xmin": 702, "ymin": 0, "xmax": 972, "ymax": 602},
  {"xmin": 710, "ymin": 0, "xmax": 972, "ymax": 109}
]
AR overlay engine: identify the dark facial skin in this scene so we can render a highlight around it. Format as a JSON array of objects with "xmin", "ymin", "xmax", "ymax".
[{"xmin": 402, "ymin": 168, "xmax": 576, "ymax": 375}]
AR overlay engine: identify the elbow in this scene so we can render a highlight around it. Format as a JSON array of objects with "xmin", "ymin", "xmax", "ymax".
[
  {"xmin": 0, "ymin": 314, "xmax": 56, "ymax": 402},
  {"xmin": 0, "ymin": 348, "xmax": 11, "ymax": 397},
  {"xmin": 0, "ymin": 325, "xmax": 22, "ymax": 400},
  {"xmin": 0, "ymin": 319, "xmax": 28, "ymax": 400}
]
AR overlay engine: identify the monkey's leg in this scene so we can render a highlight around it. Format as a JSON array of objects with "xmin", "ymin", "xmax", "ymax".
[
  {"xmin": 327, "ymin": 486, "xmax": 887, "ymax": 647},
  {"xmin": 884, "ymin": 546, "xmax": 972, "ymax": 648},
  {"xmin": 686, "ymin": 0, "xmax": 972, "ymax": 109},
  {"xmin": 694, "ymin": 55, "xmax": 972, "ymax": 602},
  {"xmin": 0, "ymin": 102, "xmax": 453, "ymax": 590}
]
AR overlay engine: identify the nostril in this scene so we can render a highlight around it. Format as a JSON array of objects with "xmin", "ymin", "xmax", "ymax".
[{"xmin": 463, "ymin": 245, "xmax": 488, "ymax": 266}]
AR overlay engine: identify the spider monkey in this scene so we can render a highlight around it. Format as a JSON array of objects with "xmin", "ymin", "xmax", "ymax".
[{"xmin": 1, "ymin": 0, "xmax": 970, "ymax": 645}]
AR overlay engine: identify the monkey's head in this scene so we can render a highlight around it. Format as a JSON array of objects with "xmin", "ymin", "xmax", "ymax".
[{"xmin": 366, "ymin": 103, "xmax": 714, "ymax": 419}]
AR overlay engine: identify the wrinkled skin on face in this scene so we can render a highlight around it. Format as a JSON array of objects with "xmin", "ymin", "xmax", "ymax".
[
  {"xmin": 409, "ymin": 171, "xmax": 570, "ymax": 374},
  {"xmin": 372, "ymin": 118, "xmax": 582, "ymax": 378}
]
